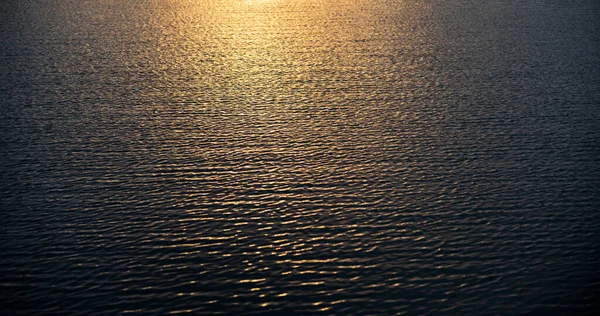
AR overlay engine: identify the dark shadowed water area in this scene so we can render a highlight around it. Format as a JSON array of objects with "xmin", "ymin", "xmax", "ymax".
[{"xmin": 1, "ymin": 0, "xmax": 599, "ymax": 315}]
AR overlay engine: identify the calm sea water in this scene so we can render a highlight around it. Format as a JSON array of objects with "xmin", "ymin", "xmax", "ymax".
[{"xmin": 1, "ymin": 0, "xmax": 599, "ymax": 315}]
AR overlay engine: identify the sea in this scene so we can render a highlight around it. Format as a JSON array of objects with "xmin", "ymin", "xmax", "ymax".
[{"xmin": 1, "ymin": 0, "xmax": 599, "ymax": 315}]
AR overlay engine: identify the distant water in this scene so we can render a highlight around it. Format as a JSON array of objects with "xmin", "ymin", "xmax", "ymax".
[{"xmin": 1, "ymin": 0, "xmax": 599, "ymax": 315}]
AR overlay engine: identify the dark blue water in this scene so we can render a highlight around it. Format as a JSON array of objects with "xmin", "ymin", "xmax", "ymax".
[{"xmin": 1, "ymin": 0, "xmax": 599, "ymax": 315}]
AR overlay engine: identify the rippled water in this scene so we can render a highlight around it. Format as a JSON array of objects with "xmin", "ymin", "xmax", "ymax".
[{"xmin": 1, "ymin": 0, "xmax": 599, "ymax": 315}]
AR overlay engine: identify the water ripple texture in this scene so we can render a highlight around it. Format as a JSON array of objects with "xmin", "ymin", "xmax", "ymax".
[{"xmin": 1, "ymin": 0, "xmax": 599, "ymax": 315}]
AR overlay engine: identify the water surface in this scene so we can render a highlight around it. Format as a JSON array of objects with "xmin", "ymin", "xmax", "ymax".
[{"xmin": 1, "ymin": 0, "xmax": 599, "ymax": 315}]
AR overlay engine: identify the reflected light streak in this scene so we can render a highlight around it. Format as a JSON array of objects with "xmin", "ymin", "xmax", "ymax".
[{"xmin": 244, "ymin": 0, "xmax": 279, "ymax": 5}]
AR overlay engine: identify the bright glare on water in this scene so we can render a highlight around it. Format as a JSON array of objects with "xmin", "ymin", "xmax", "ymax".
[{"xmin": 1, "ymin": 0, "xmax": 599, "ymax": 315}]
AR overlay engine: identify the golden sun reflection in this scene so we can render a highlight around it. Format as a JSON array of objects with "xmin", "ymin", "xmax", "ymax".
[{"xmin": 244, "ymin": 0, "xmax": 278, "ymax": 5}]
